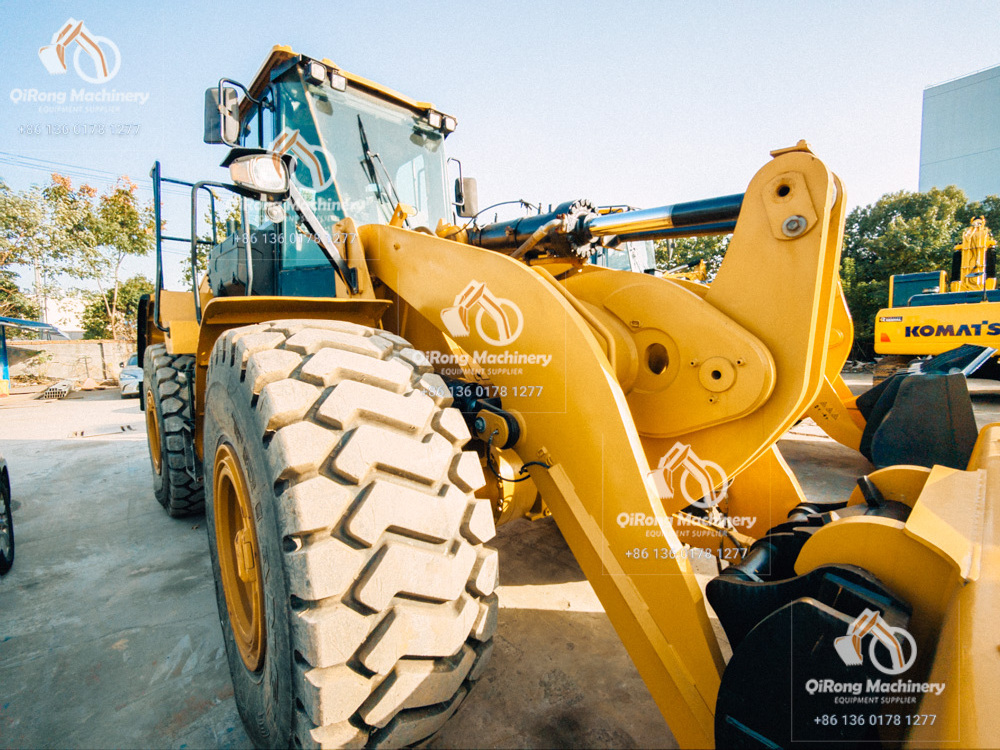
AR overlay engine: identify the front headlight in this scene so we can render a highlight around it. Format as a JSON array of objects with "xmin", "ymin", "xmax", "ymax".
[{"xmin": 229, "ymin": 153, "xmax": 289, "ymax": 196}]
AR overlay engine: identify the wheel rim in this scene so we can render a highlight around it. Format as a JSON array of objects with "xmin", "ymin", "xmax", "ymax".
[
  {"xmin": 214, "ymin": 442, "xmax": 266, "ymax": 672},
  {"xmin": 145, "ymin": 391, "xmax": 162, "ymax": 475}
]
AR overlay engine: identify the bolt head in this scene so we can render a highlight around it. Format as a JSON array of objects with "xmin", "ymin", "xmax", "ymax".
[
  {"xmin": 782, "ymin": 215, "xmax": 808, "ymax": 237},
  {"xmin": 474, "ymin": 416, "xmax": 487, "ymax": 434}
]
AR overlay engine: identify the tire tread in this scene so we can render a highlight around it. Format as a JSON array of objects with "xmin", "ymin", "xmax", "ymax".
[{"xmin": 207, "ymin": 322, "xmax": 497, "ymax": 748}]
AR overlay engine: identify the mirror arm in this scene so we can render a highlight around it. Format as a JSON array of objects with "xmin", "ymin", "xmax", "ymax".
[
  {"xmin": 448, "ymin": 157, "xmax": 465, "ymax": 207},
  {"xmin": 214, "ymin": 78, "xmax": 261, "ymax": 147}
]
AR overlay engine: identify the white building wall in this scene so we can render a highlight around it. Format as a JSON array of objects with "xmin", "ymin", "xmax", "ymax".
[{"xmin": 919, "ymin": 65, "xmax": 1000, "ymax": 201}]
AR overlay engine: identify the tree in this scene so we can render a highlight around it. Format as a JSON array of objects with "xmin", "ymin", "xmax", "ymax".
[
  {"xmin": 956, "ymin": 195, "xmax": 1000, "ymax": 238},
  {"xmin": 0, "ymin": 181, "xmax": 55, "ymax": 319},
  {"xmin": 81, "ymin": 274, "xmax": 154, "ymax": 339},
  {"xmin": 0, "ymin": 268, "xmax": 39, "ymax": 320},
  {"xmin": 840, "ymin": 186, "xmax": 975, "ymax": 339},
  {"xmin": 0, "ymin": 181, "xmax": 49, "ymax": 272},
  {"xmin": 46, "ymin": 175, "xmax": 155, "ymax": 340},
  {"xmin": 655, "ymin": 235, "xmax": 730, "ymax": 281}
]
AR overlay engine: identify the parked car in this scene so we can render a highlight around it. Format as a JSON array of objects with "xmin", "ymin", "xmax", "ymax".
[
  {"xmin": 0, "ymin": 452, "xmax": 12, "ymax": 575},
  {"xmin": 119, "ymin": 352, "xmax": 142, "ymax": 398}
]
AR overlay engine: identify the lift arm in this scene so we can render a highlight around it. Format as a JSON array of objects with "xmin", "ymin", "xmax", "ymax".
[{"xmin": 361, "ymin": 142, "xmax": 845, "ymax": 747}]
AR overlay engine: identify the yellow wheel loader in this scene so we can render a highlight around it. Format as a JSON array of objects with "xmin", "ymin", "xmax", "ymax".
[{"xmin": 138, "ymin": 46, "xmax": 998, "ymax": 748}]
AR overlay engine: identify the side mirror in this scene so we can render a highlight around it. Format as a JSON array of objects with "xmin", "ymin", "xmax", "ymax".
[
  {"xmin": 204, "ymin": 87, "xmax": 240, "ymax": 145},
  {"xmin": 119, "ymin": 361, "xmax": 124, "ymax": 368},
  {"xmin": 455, "ymin": 177, "xmax": 478, "ymax": 218}
]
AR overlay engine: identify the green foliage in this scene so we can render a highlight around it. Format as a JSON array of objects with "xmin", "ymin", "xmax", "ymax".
[
  {"xmin": 840, "ymin": 186, "xmax": 1000, "ymax": 338},
  {"xmin": 654, "ymin": 235, "xmax": 730, "ymax": 281},
  {"xmin": 0, "ymin": 174, "xmax": 155, "ymax": 339},
  {"xmin": 0, "ymin": 181, "xmax": 50, "ymax": 270},
  {"xmin": 81, "ymin": 274, "xmax": 154, "ymax": 340},
  {"xmin": 44, "ymin": 174, "xmax": 155, "ymax": 339},
  {"xmin": 956, "ymin": 195, "xmax": 1000, "ymax": 238},
  {"xmin": 0, "ymin": 268, "xmax": 39, "ymax": 321}
]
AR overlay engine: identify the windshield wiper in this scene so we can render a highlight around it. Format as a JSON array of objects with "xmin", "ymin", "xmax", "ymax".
[
  {"xmin": 357, "ymin": 115, "xmax": 407, "ymax": 225},
  {"xmin": 285, "ymin": 179, "xmax": 359, "ymax": 294}
]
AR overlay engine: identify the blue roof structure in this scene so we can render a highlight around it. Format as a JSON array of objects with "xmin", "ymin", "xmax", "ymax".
[
  {"xmin": 0, "ymin": 316, "xmax": 68, "ymax": 390},
  {"xmin": 0, "ymin": 316, "xmax": 68, "ymax": 337}
]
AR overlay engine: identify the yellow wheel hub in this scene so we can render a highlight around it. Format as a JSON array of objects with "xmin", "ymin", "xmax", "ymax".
[
  {"xmin": 214, "ymin": 442, "xmax": 266, "ymax": 672},
  {"xmin": 145, "ymin": 391, "xmax": 162, "ymax": 475}
]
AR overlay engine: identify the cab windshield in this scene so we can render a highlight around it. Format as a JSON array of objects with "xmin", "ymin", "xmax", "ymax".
[{"xmin": 274, "ymin": 66, "xmax": 450, "ymax": 233}]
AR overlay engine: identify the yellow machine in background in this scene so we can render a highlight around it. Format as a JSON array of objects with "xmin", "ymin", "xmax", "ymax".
[
  {"xmin": 138, "ymin": 47, "xmax": 997, "ymax": 749},
  {"xmin": 949, "ymin": 218, "xmax": 996, "ymax": 293},
  {"xmin": 874, "ymin": 218, "xmax": 1000, "ymax": 379}
]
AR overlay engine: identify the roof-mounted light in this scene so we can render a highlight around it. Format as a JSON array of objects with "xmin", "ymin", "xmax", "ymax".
[
  {"xmin": 426, "ymin": 111, "xmax": 443, "ymax": 129},
  {"xmin": 304, "ymin": 60, "xmax": 326, "ymax": 85},
  {"xmin": 329, "ymin": 70, "xmax": 347, "ymax": 92},
  {"xmin": 442, "ymin": 115, "xmax": 457, "ymax": 134}
]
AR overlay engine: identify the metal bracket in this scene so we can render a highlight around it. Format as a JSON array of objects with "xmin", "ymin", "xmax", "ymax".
[{"xmin": 444, "ymin": 378, "xmax": 521, "ymax": 449}]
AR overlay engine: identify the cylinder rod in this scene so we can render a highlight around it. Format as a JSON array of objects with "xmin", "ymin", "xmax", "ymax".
[
  {"xmin": 586, "ymin": 193, "xmax": 743, "ymax": 237},
  {"xmin": 617, "ymin": 220, "xmax": 737, "ymax": 244}
]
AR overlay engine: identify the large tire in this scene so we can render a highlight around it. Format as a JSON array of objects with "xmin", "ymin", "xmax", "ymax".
[
  {"xmin": 203, "ymin": 320, "xmax": 498, "ymax": 749},
  {"xmin": 143, "ymin": 344, "xmax": 205, "ymax": 516},
  {"xmin": 0, "ymin": 469, "xmax": 13, "ymax": 576}
]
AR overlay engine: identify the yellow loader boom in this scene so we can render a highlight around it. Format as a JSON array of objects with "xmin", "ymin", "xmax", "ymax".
[{"xmin": 367, "ymin": 141, "xmax": 849, "ymax": 746}]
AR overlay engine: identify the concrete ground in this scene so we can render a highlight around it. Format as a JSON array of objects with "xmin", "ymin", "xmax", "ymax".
[{"xmin": 1, "ymin": 376, "xmax": 998, "ymax": 749}]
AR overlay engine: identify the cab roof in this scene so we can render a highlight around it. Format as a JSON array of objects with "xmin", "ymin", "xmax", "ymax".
[{"xmin": 245, "ymin": 45, "xmax": 441, "ymax": 118}]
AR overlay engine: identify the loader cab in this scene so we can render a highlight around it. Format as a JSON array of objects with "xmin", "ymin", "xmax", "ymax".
[{"xmin": 207, "ymin": 51, "xmax": 455, "ymax": 299}]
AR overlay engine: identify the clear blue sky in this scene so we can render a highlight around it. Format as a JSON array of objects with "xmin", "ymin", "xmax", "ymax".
[{"xmin": 2, "ymin": 0, "xmax": 999, "ymax": 289}]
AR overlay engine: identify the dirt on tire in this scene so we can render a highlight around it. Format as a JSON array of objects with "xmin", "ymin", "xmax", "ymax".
[{"xmin": 203, "ymin": 319, "xmax": 498, "ymax": 749}]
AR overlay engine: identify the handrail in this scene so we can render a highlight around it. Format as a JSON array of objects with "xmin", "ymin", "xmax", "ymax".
[{"xmin": 150, "ymin": 161, "xmax": 218, "ymax": 334}]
